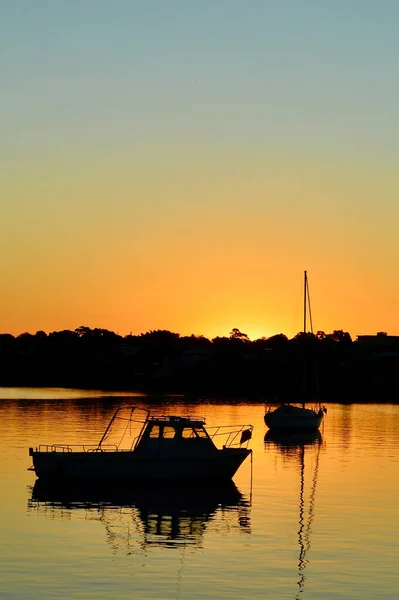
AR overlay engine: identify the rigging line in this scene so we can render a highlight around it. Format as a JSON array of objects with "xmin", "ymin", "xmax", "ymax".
[
  {"xmin": 306, "ymin": 273, "xmax": 320, "ymax": 402},
  {"xmin": 306, "ymin": 275, "xmax": 314, "ymax": 335},
  {"xmin": 313, "ymin": 350, "xmax": 320, "ymax": 405}
]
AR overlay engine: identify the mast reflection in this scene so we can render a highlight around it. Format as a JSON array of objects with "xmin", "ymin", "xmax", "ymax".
[
  {"xmin": 264, "ymin": 430, "xmax": 323, "ymax": 599},
  {"xmin": 28, "ymin": 479, "xmax": 251, "ymax": 552}
]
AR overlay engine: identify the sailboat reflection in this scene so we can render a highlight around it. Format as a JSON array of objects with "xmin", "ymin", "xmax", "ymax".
[
  {"xmin": 264, "ymin": 429, "xmax": 323, "ymax": 598},
  {"xmin": 28, "ymin": 479, "xmax": 251, "ymax": 551}
]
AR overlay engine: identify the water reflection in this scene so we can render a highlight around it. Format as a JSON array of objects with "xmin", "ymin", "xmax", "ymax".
[
  {"xmin": 264, "ymin": 429, "xmax": 322, "ymax": 453},
  {"xmin": 28, "ymin": 479, "xmax": 251, "ymax": 552},
  {"xmin": 264, "ymin": 430, "xmax": 323, "ymax": 599}
]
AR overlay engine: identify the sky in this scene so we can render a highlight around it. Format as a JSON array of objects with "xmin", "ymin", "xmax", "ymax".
[{"xmin": 1, "ymin": 1, "xmax": 398, "ymax": 340}]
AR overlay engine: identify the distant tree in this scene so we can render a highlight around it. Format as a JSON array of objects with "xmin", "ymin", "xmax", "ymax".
[
  {"xmin": 292, "ymin": 331, "xmax": 316, "ymax": 342},
  {"xmin": 124, "ymin": 333, "xmax": 140, "ymax": 343},
  {"xmin": 180, "ymin": 334, "xmax": 212, "ymax": 347},
  {"xmin": 49, "ymin": 329, "xmax": 77, "ymax": 340},
  {"xmin": 139, "ymin": 330, "xmax": 181, "ymax": 354},
  {"xmin": 251, "ymin": 337, "xmax": 271, "ymax": 350},
  {"xmin": 32, "ymin": 330, "xmax": 48, "ymax": 351},
  {"xmin": 75, "ymin": 326, "xmax": 93, "ymax": 338},
  {"xmin": 229, "ymin": 328, "xmax": 250, "ymax": 342},
  {"xmin": 17, "ymin": 332, "xmax": 33, "ymax": 340},
  {"xmin": 48, "ymin": 330, "xmax": 79, "ymax": 353},
  {"xmin": 15, "ymin": 332, "xmax": 36, "ymax": 353},
  {"xmin": 264, "ymin": 334, "xmax": 289, "ymax": 348},
  {"xmin": 140, "ymin": 330, "xmax": 180, "ymax": 341},
  {"xmin": 92, "ymin": 328, "xmax": 122, "ymax": 342},
  {"xmin": 0, "ymin": 333, "xmax": 14, "ymax": 342},
  {"xmin": 326, "ymin": 330, "xmax": 352, "ymax": 343},
  {"xmin": 0, "ymin": 334, "xmax": 15, "ymax": 351},
  {"xmin": 211, "ymin": 336, "xmax": 230, "ymax": 348}
]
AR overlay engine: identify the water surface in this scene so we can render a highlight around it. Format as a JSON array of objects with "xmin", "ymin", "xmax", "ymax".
[{"xmin": 0, "ymin": 388, "xmax": 398, "ymax": 599}]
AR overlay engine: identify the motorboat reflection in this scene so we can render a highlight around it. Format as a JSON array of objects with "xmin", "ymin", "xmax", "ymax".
[
  {"xmin": 264, "ymin": 429, "xmax": 323, "ymax": 598},
  {"xmin": 28, "ymin": 479, "xmax": 251, "ymax": 551}
]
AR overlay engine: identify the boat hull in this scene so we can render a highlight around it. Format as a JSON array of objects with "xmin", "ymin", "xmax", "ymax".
[
  {"xmin": 264, "ymin": 405, "xmax": 323, "ymax": 432},
  {"xmin": 29, "ymin": 448, "xmax": 251, "ymax": 481}
]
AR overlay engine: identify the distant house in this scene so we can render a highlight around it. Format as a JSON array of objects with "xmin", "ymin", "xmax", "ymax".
[
  {"xmin": 356, "ymin": 333, "xmax": 399, "ymax": 356},
  {"xmin": 357, "ymin": 333, "xmax": 399, "ymax": 346}
]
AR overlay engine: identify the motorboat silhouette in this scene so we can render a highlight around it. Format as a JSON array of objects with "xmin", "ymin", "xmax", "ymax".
[{"xmin": 29, "ymin": 406, "xmax": 253, "ymax": 481}]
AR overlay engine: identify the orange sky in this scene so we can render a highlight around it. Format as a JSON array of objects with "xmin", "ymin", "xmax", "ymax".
[
  {"xmin": 2, "ymin": 149, "xmax": 398, "ymax": 340},
  {"xmin": 1, "ymin": 3, "xmax": 399, "ymax": 340}
]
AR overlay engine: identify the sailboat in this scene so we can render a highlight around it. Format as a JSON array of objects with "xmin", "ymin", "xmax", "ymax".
[{"xmin": 264, "ymin": 271, "xmax": 326, "ymax": 432}]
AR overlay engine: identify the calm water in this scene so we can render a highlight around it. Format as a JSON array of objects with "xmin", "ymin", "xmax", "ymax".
[{"xmin": 0, "ymin": 388, "xmax": 398, "ymax": 600}]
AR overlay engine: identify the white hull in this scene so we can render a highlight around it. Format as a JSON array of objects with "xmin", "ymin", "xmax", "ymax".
[
  {"xmin": 30, "ymin": 447, "xmax": 251, "ymax": 481},
  {"xmin": 264, "ymin": 405, "xmax": 323, "ymax": 432}
]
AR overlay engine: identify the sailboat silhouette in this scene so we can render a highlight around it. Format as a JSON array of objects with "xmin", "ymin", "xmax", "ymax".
[{"xmin": 264, "ymin": 271, "xmax": 326, "ymax": 432}]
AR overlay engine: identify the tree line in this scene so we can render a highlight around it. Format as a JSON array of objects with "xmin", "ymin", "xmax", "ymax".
[{"xmin": 0, "ymin": 327, "xmax": 398, "ymax": 402}]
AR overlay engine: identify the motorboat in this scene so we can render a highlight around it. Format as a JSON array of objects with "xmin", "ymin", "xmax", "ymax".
[
  {"xmin": 28, "ymin": 406, "xmax": 253, "ymax": 481},
  {"xmin": 264, "ymin": 271, "xmax": 326, "ymax": 432}
]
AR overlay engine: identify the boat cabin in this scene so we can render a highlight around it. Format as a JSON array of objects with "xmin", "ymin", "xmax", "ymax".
[{"xmin": 135, "ymin": 416, "xmax": 218, "ymax": 457}]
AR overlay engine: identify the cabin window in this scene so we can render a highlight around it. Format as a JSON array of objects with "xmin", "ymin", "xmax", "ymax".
[
  {"xmin": 149, "ymin": 425, "xmax": 161, "ymax": 438},
  {"xmin": 182, "ymin": 427, "xmax": 208, "ymax": 439},
  {"xmin": 182, "ymin": 427, "xmax": 195, "ymax": 439},
  {"xmin": 162, "ymin": 426, "xmax": 176, "ymax": 439},
  {"xmin": 194, "ymin": 427, "xmax": 208, "ymax": 438}
]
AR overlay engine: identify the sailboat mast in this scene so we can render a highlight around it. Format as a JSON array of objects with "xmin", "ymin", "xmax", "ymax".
[
  {"xmin": 303, "ymin": 270, "xmax": 307, "ymax": 334},
  {"xmin": 303, "ymin": 270, "xmax": 309, "ymax": 409}
]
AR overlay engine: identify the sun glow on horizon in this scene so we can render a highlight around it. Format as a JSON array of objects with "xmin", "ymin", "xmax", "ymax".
[{"xmin": 1, "ymin": 3, "xmax": 399, "ymax": 339}]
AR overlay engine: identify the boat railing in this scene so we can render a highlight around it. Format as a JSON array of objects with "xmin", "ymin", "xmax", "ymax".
[
  {"xmin": 265, "ymin": 402, "xmax": 323, "ymax": 413},
  {"xmin": 149, "ymin": 415, "xmax": 206, "ymax": 424},
  {"xmin": 98, "ymin": 436, "xmax": 141, "ymax": 452},
  {"xmin": 37, "ymin": 444, "xmax": 119, "ymax": 453},
  {"xmin": 206, "ymin": 425, "xmax": 253, "ymax": 449}
]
